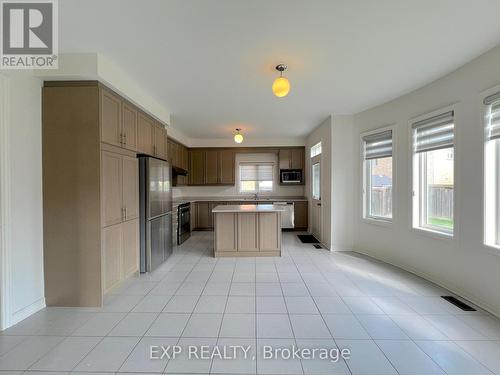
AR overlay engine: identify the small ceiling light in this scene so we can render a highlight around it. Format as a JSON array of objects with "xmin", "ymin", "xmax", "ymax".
[
  {"xmin": 234, "ymin": 128, "xmax": 243, "ymax": 144},
  {"xmin": 272, "ymin": 64, "xmax": 290, "ymax": 97}
]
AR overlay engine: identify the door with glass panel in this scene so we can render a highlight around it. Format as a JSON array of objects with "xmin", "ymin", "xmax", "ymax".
[{"xmin": 311, "ymin": 157, "xmax": 321, "ymax": 240}]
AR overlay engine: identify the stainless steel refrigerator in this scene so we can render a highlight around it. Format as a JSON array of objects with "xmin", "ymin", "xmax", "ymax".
[{"xmin": 139, "ymin": 156, "xmax": 173, "ymax": 273}]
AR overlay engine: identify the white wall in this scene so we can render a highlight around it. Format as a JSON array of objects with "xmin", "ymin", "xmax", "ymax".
[
  {"xmin": 0, "ymin": 72, "xmax": 45, "ymax": 329},
  {"xmin": 331, "ymin": 115, "xmax": 354, "ymax": 251},
  {"xmin": 306, "ymin": 117, "xmax": 332, "ymax": 249},
  {"xmin": 352, "ymin": 45, "xmax": 500, "ymax": 316},
  {"xmin": 174, "ymin": 152, "xmax": 304, "ymax": 199},
  {"xmin": 186, "ymin": 137, "xmax": 306, "ymax": 148},
  {"xmin": 36, "ymin": 53, "xmax": 172, "ymax": 126}
]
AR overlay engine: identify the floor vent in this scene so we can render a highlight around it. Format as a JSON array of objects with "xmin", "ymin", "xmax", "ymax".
[
  {"xmin": 441, "ymin": 296, "xmax": 476, "ymax": 311},
  {"xmin": 313, "ymin": 244, "xmax": 322, "ymax": 249}
]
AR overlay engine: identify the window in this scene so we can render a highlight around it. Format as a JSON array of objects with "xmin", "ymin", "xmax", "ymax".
[
  {"xmin": 362, "ymin": 130, "xmax": 393, "ymax": 221},
  {"xmin": 484, "ymin": 92, "xmax": 500, "ymax": 247},
  {"xmin": 412, "ymin": 111, "xmax": 454, "ymax": 235},
  {"xmin": 312, "ymin": 162, "xmax": 320, "ymax": 200},
  {"xmin": 311, "ymin": 142, "xmax": 322, "ymax": 158},
  {"xmin": 239, "ymin": 163, "xmax": 274, "ymax": 193}
]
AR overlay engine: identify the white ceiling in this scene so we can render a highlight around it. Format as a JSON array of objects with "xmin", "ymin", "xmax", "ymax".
[{"xmin": 59, "ymin": 0, "xmax": 500, "ymax": 139}]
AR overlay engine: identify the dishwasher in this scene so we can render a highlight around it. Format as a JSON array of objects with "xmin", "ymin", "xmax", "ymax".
[{"xmin": 274, "ymin": 202, "xmax": 294, "ymax": 229}]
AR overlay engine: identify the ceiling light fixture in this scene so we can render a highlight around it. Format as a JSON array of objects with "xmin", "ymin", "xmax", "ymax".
[
  {"xmin": 234, "ymin": 128, "xmax": 243, "ymax": 144},
  {"xmin": 272, "ymin": 64, "xmax": 290, "ymax": 97}
]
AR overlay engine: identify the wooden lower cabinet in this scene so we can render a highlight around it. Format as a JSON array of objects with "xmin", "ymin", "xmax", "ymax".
[
  {"xmin": 259, "ymin": 212, "xmax": 281, "ymax": 251},
  {"xmin": 237, "ymin": 213, "xmax": 258, "ymax": 251},
  {"xmin": 214, "ymin": 213, "xmax": 237, "ymax": 252},
  {"xmin": 102, "ymin": 218, "xmax": 139, "ymax": 294},
  {"xmin": 294, "ymin": 201, "xmax": 308, "ymax": 230},
  {"xmin": 195, "ymin": 202, "xmax": 210, "ymax": 229},
  {"xmin": 102, "ymin": 223, "xmax": 123, "ymax": 293},
  {"xmin": 122, "ymin": 218, "xmax": 139, "ymax": 278}
]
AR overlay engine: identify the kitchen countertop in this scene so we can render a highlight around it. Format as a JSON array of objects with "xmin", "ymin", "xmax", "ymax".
[
  {"xmin": 173, "ymin": 196, "xmax": 307, "ymax": 205},
  {"xmin": 212, "ymin": 204, "xmax": 286, "ymax": 213}
]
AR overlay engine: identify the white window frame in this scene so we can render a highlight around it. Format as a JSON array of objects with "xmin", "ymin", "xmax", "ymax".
[
  {"xmin": 410, "ymin": 106, "xmax": 457, "ymax": 239},
  {"xmin": 312, "ymin": 161, "xmax": 321, "ymax": 200},
  {"xmin": 360, "ymin": 125, "xmax": 395, "ymax": 226},
  {"xmin": 238, "ymin": 162, "xmax": 275, "ymax": 194},
  {"xmin": 310, "ymin": 142, "xmax": 322, "ymax": 158},
  {"xmin": 483, "ymin": 90, "xmax": 500, "ymax": 251}
]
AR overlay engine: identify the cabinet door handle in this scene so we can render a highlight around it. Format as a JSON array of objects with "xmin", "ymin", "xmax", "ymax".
[
  {"xmin": 119, "ymin": 132, "xmax": 124, "ymax": 145},
  {"xmin": 124, "ymin": 207, "xmax": 127, "ymax": 220},
  {"xmin": 121, "ymin": 207, "xmax": 125, "ymax": 221},
  {"xmin": 123, "ymin": 132, "xmax": 127, "ymax": 145}
]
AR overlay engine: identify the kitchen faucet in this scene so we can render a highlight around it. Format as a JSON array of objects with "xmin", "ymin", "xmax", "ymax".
[{"xmin": 254, "ymin": 193, "xmax": 259, "ymax": 200}]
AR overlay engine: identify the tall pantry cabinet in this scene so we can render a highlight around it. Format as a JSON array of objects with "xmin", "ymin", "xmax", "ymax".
[{"xmin": 42, "ymin": 81, "xmax": 160, "ymax": 307}]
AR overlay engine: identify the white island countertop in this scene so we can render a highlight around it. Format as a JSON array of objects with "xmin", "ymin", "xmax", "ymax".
[{"xmin": 212, "ymin": 204, "xmax": 286, "ymax": 213}]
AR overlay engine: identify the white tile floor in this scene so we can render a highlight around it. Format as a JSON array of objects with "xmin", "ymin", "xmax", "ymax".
[{"xmin": 1, "ymin": 231, "xmax": 500, "ymax": 374}]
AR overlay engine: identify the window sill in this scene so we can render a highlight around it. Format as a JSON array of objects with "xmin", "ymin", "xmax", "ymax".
[
  {"xmin": 483, "ymin": 243, "xmax": 500, "ymax": 257},
  {"xmin": 412, "ymin": 226, "xmax": 454, "ymax": 241},
  {"xmin": 361, "ymin": 217, "xmax": 393, "ymax": 228}
]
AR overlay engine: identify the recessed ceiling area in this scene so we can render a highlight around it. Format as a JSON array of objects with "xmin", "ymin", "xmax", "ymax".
[{"xmin": 59, "ymin": 0, "xmax": 500, "ymax": 139}]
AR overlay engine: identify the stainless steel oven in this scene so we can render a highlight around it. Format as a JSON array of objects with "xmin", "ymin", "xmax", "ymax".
[
  {"xmin": 177, "ymin": 203, "xmax": 191, "ymax": 245},
  {"xmin": 280, "ymin": 169, "xmax": 303, "ymax": 184}
]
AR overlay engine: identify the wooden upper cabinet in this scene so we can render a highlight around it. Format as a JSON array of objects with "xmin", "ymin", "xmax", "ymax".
[
  {"xmin": 101, "ymin": 151, "xmax": 123, "ymax": 227},
  {"xmin": 205, "ymin": 150, "xmax": 218, "ymax": 184},
  {"xmin": 167, "ymin": 139, "xmax": 174, "ymax": 163},
  {"xmin": 153, "ymin": 123, "xmax": 167, "ymax": 159},
  {"xmin": 182, "ymin": 147, "xmax": 189, "ymax": 169},
  {"xmin": 219, "ymin": 150, "xmax": 234, "ymax": 184},
  {"xmin": 190, "ymin": 150, "xmax": 205, "ymax": 185},
  {"xmin": 279, "ymin": 149, "xmax": 291, "ymax": 169},
  {"xmin": 291, "ymin": 148, "xmax": 304, "ymax": 170},
  {"xmin": 100, "ymin": 89, "xmax": 122, "ymax": 147},
  {"xmin": 279, "ymin": 148, "xmax": 304, "ymax": 170},
  {"xmin": 137, "ymin": 112, "xmax": 154, "ymax": 155},
  {"xmin": 121, "ymin": 102, "xmax": 137, "ymax": 151},
  {"xmin": 122, "ymin": 156, "xmax": 139, "ymax": 221}
]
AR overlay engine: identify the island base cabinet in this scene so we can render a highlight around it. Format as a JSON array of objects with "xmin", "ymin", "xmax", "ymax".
[
  {"xmin": 214, "ymin": 213, "xmax": 237, "ymax": 253},
  {"xmin": 214, "ymin": 212, "xmax": 281, "ymax": 257},
  {"xmin": 237, "ymin": 213, "xmax": 258, "ymax": 252},
  {"xmin": 259, "ymin": 212, "xmax": 281, "ymax": 251}
]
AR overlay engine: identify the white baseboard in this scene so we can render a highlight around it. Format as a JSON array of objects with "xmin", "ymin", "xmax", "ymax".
[
  {"xmin": 353, "ymin": 247, "xmax": 500, "ymax": 318},
  {"xmin": 9, "ymin": 297, "xmax": 46, "ymax": 328},
  {"xmin": 331, "ymin": 243, "xmax": 353, "ymax": 252}
]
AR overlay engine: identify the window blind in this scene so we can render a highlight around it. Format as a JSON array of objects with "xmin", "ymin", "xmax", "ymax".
[
  {"xmin": 240, "ymin": 164, "xmax": 274, "ymax": 181},
  {"xmin": 412, "ymin": 111, "xmax": 454, "ymax": 153},
  {"xmin": 363, "ymin": 130, "xmax": 392, "ymax": 160},
  {"xmin": 484, "ymin": 92, "xmax": 500, "ymax": 141}
]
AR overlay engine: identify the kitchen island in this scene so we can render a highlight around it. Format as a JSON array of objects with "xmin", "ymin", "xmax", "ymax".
[{"xmin": 212, "ymin": 204, "xmax": 284, "ymax": 257}]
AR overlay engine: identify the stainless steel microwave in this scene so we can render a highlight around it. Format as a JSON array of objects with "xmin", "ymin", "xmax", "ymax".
[{"xmin": 280, "ymin": 169, "xmax": 303, "ymax": 184}]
